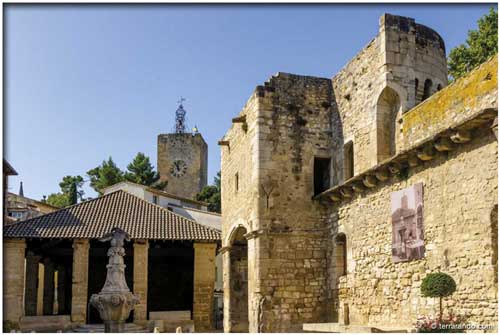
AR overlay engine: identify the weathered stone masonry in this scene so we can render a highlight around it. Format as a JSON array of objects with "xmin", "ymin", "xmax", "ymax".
[{"xmin": 221, "ymin": 12, "xmax": 498, "ymax": 333}]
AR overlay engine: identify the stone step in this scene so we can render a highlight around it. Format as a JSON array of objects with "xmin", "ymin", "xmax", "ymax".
[{"xmin": 73, "ymin": 323, "xmax": 149, "ymax": 333}]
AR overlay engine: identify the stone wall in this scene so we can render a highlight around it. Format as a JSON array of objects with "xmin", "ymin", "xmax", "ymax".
[
  {"xmin": 157, "ymin": 133, "xmax": 208, "ymax": 200},
  {"xmin": 193, "ymin": 242, "xmax": 217, "ymax": 332},
  {"xmin": 3, "ymin": 239, "xmax": 26, "ymax": 329},
  {"xmin": 221, "ymin": 73, "xmax": 336, "ymax": 332},
  {"xmin": 329, "ymin": 126, "xmax": 497, "ymax": 331},
  {"xmin": 220, "ymin": 12, "xmax": 497, "ymax": 334},
  {"xmin": 332, "ymin": 14, "xmax": 447, "ymax": 175}
]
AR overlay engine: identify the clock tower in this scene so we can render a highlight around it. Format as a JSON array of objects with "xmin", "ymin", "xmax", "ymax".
[{"xmin": 157, "ymin": 101, "xmax": 208, "ymax": 199}]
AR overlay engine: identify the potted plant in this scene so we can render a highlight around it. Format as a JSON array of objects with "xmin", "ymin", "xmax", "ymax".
[{"xmin": 418, "ymin": 272, "xmax": 461, "ymax": 332}]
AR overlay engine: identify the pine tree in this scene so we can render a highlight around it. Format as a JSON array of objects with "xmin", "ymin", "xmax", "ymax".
[{"xmin": 87, "ymin": 157, "xmax": 124, "ymax": 195}]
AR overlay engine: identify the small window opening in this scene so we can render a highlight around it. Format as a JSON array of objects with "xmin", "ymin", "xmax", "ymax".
[
  {"xmin": 152, "ymin": 195, "xmax": 158, "ymax": 204},
  {"xmin": 436, "ymin": 84, "xmax": 442, "ymax": 91},
  {"xmin": 422, "ymin": 79, "xmax": 433, "ymax": 101},
  {"xmin": 414, "ymin": 78, "xmax": 419, "ymax": 102},
  {"xmin": 343, "ymin": 141, "xmax": 354, "ymax": 181},
  {"xmin": 235, "ymin": 173, "xmax": 239, "ymax": 192},
  {"xmin": 314, "ymin": 157, "xmax": 331, "ymax": 195},
  {"xmin": 335, "ymin": 234, "xmax": 347, "ymax": 276}
]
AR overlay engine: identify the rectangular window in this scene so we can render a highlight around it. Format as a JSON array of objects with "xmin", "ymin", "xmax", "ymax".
[
  {"xmin": 235, "ymin": 173, "xmax": 239, "ymax": 192},
  {"xmin": 314, "ymin": 157, "xmax": 331, "ymax": 195},
  {"xmin": 152, "ymin": 195, "xmax": 158, "ymax": 204},
  {"xmin": 343, "ymin": 141, "xmax": 354, "ymax": 181}
]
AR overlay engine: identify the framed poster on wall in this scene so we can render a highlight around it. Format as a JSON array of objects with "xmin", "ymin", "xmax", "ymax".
[{"xmin": 391, "ymin": 183, "xmax": 424, "ymax": 263}]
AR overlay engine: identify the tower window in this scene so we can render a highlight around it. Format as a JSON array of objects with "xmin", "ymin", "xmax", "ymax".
[
  {"xmin": 235, "ymin": 173, "xmax": 239, "ymax": 192},
  {"xmin": 314, "ymin": 157, "xmax": 331, "ymax": 195},
  {"xmin": 422, "ymin": 79, "xmax": 433, "ymax": 101},
  {"xmin": 152, "ymin": 195, "xmax": 158, "ymax": 204},
  {"xmin": 343, "ymin": 141, "xmax": 354, "ymax": 181},
  {"xmin": 335, "ymin": 233, "xmax": 347, "ymax": 276},
  {"xmin": 376, "ymin": 87, "xmax": 401, "ymax": 162}
]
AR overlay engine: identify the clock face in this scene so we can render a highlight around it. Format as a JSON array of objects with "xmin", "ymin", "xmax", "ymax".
[{"xmin": 170, "ymin": 159, "xmax": 187, "ymax": 177}]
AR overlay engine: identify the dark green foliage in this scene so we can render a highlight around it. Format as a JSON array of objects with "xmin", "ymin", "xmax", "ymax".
[
  {"xmin": 421, "ymin": 272, "xmax": 457, "ymax": 298},
  {"xmin": 87, "ymin": 157, "xmax": 124, "ymax": 195},
  {"xmin": 196, "ymin": 171, "xmax": 221, "ymax": 213},
  {"xmin": 44, "ymin": 175, "xmax": 85, "ymax": 207},
  {"xmin": 124, "ymin": 152, "xmax": 161, "ymax": 186},
  {"xmin": 45, "ymin": 192, "xmax": 70, "ymax": 208},
  {"xmin": 421, "ymin": 272, "xmax": 457, "ymax": 322},
  {"xmin": 448, "ymin": 8, "xmax": 498, "ymax": 81}
]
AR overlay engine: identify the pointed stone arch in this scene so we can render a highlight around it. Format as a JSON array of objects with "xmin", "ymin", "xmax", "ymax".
[{"xmin": 376, "ymin": 86, "xmax": 402, "ymax": 162}]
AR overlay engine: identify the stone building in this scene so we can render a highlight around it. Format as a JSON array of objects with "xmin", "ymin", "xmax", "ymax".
[
  {"xmin": 3, "ymin": 103, "xmax": 221, "ymax": 332},
  {"xmin": 3, "ymin": 190, "xmax": 220, "ymax": 332},
  {"xmin": 220, "ymin": 13, "xmax": 497, "ymax": 333},
  {"xmin": 6, "ymin": 191, "xmax": 59, "ymax": 222}
]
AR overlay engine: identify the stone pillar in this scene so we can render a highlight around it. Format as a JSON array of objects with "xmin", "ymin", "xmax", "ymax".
[
  {"xmin": 43, "ymin": 257, "xmax": 55, "ymax": 315},
  {"xmin": 71, "ymin": 239, "xmax": 89, "ymax": 324},
  {"xmin": 221, "ymin": 247, "xmax": 231, "ymax": 333},
  {"xmin": 3, "ymin": 238, "xmax": 26, "ymax": 329},
  {"xmin": 133, "ymin": 240, "xmax": 149, "ymax": 323},
  {"xmin": 57, "ymin": 265, "xmax": 66, "ymax": 314},
  {"xmin": 193, "ymin": 242, "xmax": 217, "ymax": 332},
  {"xmin": 24, "ymin": 251, "xmax": 41, "ymax": 316},
  {"xmin": 37, "ymin": 263, "xmax": 45, "ymax": 316}
]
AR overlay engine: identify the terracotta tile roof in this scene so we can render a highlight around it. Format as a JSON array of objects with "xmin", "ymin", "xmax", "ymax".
[{"xmin": 3, "ymin": 190, "xmax": 220, "ymax": 241}]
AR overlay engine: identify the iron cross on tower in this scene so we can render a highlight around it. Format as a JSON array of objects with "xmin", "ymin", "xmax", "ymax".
[{"xmin": 175, "ymin": 97, "xmax": 187, "ymax": 133}]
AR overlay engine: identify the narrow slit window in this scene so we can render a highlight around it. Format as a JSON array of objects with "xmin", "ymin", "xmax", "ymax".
[
  {"xmin": 314, "ymin": 157, "xmax": 331, "ymax": 195},
  {"xmin": 343, "ymin": 141, "xmax": 354, "ymax": 181},
  {"xmin": 422, "ymin": 79, "xmax": 433, "ymax": 101},
  {"xmin": 235, "ymin": 173, "xmax": 239, "ymax": 192}
]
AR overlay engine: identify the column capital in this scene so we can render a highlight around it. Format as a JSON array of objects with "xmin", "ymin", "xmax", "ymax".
[
  {"xmin": 133, "ymin": 239, "xmax": 149, "ymax": 247},
  {"xmin": 4, "ymin": 238, "xmax": 26, "ymax": 247},
  {"xmin": 194, "ymin": 241, "xmax": 217, "ymax": 250},
  {"xmin": 72, "ymin": 239, "xmax": 89, "ymax": 247}
]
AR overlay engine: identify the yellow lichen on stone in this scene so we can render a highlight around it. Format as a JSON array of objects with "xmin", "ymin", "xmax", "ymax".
[{"xmin": 402, "ymin": 55, "xmax": 498, "ymax": 146}]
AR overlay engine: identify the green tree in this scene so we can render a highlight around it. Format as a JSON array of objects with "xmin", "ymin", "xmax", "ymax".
[
  {"xmin": 448, "ymin": 8, "xmax": 497, "ymax": 81},
  {"xmin": 421, "ymin": 272, "xmax": 457, "ymax": 322},
  {"xmin": 87, "ymin": 157, "xmax": 124, "ymax": 195},
  {"xmin": 124, "ymin": 152, "xmax": 160, "ymax": 186},
  {"xmin": 196, "ymin": 171, "xmax": 221, "ymax": 213},
  {"xmin": 44, "ymin": 175, "xmax": 85, "ymax": 207},
  {"xmin": 59, "ymin": 175, "xmax": 85, "ymax": 204},
  {"xmin": 45, "ymin": 192, "xmax": 70, "ymax": 208}
]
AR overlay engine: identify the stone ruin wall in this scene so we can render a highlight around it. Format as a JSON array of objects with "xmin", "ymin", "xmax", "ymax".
[
  {"xmin": 332, "ymin": 14, "xmax": 448, "ymax": 174},
  {"xmin": 330, "ymin": 127, "xmax": 497, "ymax": 330},
  {"xmin": 220, "ymin": 12, "xmax": 497, "ymax": 333},
  {"xmin": 221, "ymin": 73, "xmax": 337, "ymax": 332},
  {"xmin": 220, "ymin": 93, "xmax": 261, "ymax": 332},
  {"xmin": 251, "ymin": 74, "xmax": 334, "ymax": 332},
  {"xmin": 329, "ymin": 57, "xmax": 498, "ymax": 331}
]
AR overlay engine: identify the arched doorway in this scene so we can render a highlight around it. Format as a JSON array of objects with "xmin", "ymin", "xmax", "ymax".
[
  {"xmin": 376, "ymin": 87, "xmax": 401, "ymax": 162},
  {"xmin": 228, "ymin": 226, "xmax": 249, "ymax": 332}
]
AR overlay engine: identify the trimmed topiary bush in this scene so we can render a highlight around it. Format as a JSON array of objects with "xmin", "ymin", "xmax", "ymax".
[{"xmin": 421, "ymin": 272, "xmax": 457, "ymax": 322}]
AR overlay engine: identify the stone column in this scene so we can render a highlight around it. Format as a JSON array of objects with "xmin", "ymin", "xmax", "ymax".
[
  {"xmin": 57, "ymin": 265, "xmax": 66, "ymax": 314},
  {"xmin": 3, "ymin": 238, "xmax": 26, "ymax": 329},
  {"xmin": 221, "ymin": 247, "xmax": 232, "ymax": 333},
  {"xmin": 43, "ymin": 257, "xmax": 55, "ymax": 315},
  {"xmin": 37, "ymin": 263, "xmax": 45, "ymax": 315},
  {"xmin": 24, "ymin": 251, "xmax": 41, "ymax": 316},
  {"xmin": 133, "ymin": 239, "xmax": 149, "ymax": 323},
  {"xmin": 193, "ymin": 242, "xmax": 217, "ymax": 332},
  {"xmin": 71, "ymin": 239, "xmax": 89, "ymax": 324}
]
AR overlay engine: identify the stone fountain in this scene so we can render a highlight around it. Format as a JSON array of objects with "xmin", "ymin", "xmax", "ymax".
[{"xmin": 90, "ymin": 228, "xmax": 140, "ymax": 332}]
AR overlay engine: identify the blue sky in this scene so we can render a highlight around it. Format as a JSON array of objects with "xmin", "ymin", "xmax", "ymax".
[{"xmin": 4, "ymin": 3, "xmax": 496, "ymax": 200}]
